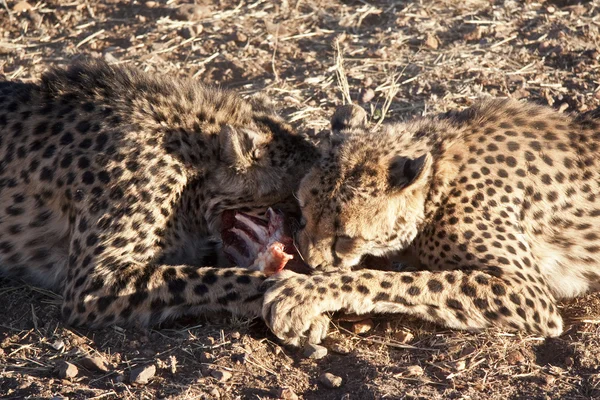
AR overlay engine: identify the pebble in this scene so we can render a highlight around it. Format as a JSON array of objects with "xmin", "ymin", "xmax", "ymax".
[
  {"xmin": 231, "ymin": 331, "xmax": 241, "ymax": 340},
  {"xmin": 211, "ymin": 369, "xmax": 232, "ymax": 382},
  {"xmin": 130, "ymin": 364, "xmax": 156, "ymax": 385},
  {"xmin": 424, "ymin": 34, "xmax": 439, "ymax": 49},
  {"xmin": 175, "ymin": 4, "xmax": 210, "ymax": 21},
  {"xmin": 103, "ymin": 52, "xmax": 119, "ymax": 64},
  {"xmin": 200, "ymin": 352, "xmax": 214, "ymax": 363},
  {"xmin": 303, "ymin": 343, "xmax": 328, "ymax": 359},
  {"xmin": 565, "ymin": 356, "xmax": 574, "ymax": 367},
  {"xmin": 360, "ymin": 88, "xmax": 375, "ymax": 103},
  {"xmin": 50, "ymin": 339, "xmax": 65, "ymax": 352},
  {"xmin": 392, "ymin": 330, "xmax": 414, "ymax": 343},
  {"xmin": 351, "ymin": 318, "xmax": 374, "ymax": 334},
  {"xmin": 506, "ymin": 350, "xmax": 525, "ymax": 365},
  {"xmin": 329, "ymin": 341, "xmax": 352, "ymax": 355},
  {"xmin": 319, "ymin": 372, "xmax": 343, "ymax": 388},
  {"xmin": 453, "ymin": 360, "xmax": 466, "ymax": 372},
  {"xmin": 235, "ymin": 32, "xmax": 248, "ymax": 43},
  {"xmin": 274, "ymin": 387, "xmax": 298, "ymax": 400},
  {"xmin": 56, "ymin": 361, "xmax": 78, "ymax": 379},
  {"xmin": 79, "ymin": 355, "xmax": 109, "ymax": 372},
  {"xmin": 403, "ymin": 365, "xmax": 424, "ymax": 377}
]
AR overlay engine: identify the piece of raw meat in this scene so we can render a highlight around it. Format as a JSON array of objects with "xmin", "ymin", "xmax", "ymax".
[{"xmin": 221, "ymin": 208, "xmax": 310, "ymax": 276}]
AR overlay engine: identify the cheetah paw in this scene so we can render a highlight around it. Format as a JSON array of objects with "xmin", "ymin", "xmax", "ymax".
[{"xmin": 262, "ymin": 271, "xmax": 332, "ymax": 346}]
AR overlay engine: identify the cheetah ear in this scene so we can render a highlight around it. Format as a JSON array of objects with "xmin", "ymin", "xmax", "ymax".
[
  {"xmin": 388, "ymin": 153, "xmax": 432, "ymax": 191},
  {"xmin": 330, "ymin": 104, "xmax": 368, "ymax": 132},
  {"xmin": 219, "ymin": 124, "xmax": 264, "ymax": 171},
  {"xmin": 319, "ymin": 104, "xmax": 368, "ymax": 154},
  {"xmin": 248, "ymin": 93, "xmax": 276, "ymax": 114}
]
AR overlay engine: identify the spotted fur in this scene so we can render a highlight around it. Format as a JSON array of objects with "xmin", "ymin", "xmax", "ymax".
[
  {"xmin": 0, "ymin": 61, "xmax": 318, "ymax": 327},
  {"xmin": 263, "ymin": 99, "xmax": 600, "ymax": 346}
]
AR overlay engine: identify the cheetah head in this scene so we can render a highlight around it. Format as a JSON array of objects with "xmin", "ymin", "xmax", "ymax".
[
  {"xmin": 295, "ymin": 105, "xmax": 434, "ymax": 272},
  {"xmin": 207, "ymin": 97, "xmax": 319, "ymax": 230}
]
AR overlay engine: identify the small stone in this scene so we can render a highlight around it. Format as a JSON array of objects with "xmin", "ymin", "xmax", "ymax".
[
  {"xmin": 463, "ymin": 26, "xmax": 482, "ymax": 42},
  {"xmin": 542, "ymin": 373, "xmax": 556, "ymax": 386},
  {"xmin": 79, "ymin": 355, "xmax": 109, "ymax": 372},
  {"xmin": 12, "ymin": 1, "xmax": 32, "ymax": 13},
  {"xmin": 200, "ymin": 352, "xmax": 214, "ymax": 363},
  {"xmin": 360, "ymin": 88, "xmax": 375, "ymax": 103},
  {"xmin": 235, "ymin": 32, "xmax": 248, "ymax": 43},
  {"xmin": 546, "ymin": 5, "xmax": 556, "ymax": 13},
  {"xmin": 565, "ymin": 356, "xmax": 574, "ymax": 367},
  {"xmin": 145, "ymin": 1, "xmax": 157, "ymax": 7},
  {"xmin": 506, "ymin": 350, "xmax": 525, "ymax": 365},
  {"xmin": 453, "ymin": 360, "xmax": 466, "ymax": 371},
  {"xmin": 273, "ymin": 387, "xmax": 298, "ymax": 400},
  {"xmin": 231, "ymin": 331, "xmax": 241, "ymax": 340},
  {"xmin": 130, "ymin": 364, "xmax": 156, "ymax": 385},
  {"xmin": 392, "ymin": 330, "xmax": 414, "ymax": 343},
  {"xmin": 175, "ymin": 4, "xmax": 211, "ymax": 21},
  {"xmin": 56, "ymin": 361, "xmax": 78, "ymax": 379},
  {"xmin": 211, "ymin": 369, "xmax": 232, "ymax": 382},
  {"xmin": 424, "ymin": 34, "xmax": 439, "ymax": 49},
  {"xmin": 319, "ymin": 372, "xmax": 343, "ymax": 388},
  {"xmin": 539, "ymin": 41, "xmax": 552, "ymax": 52},
  {"xmin": 352, "ymin": 318, "xmax": 374, "ymax": 334},
  {"xmin": 50, "ymin": 340, "xmax": 65, "ymax": 352},
  {"xmin": 403, "ymin": 365, "xmax": 424, "ymax": 377},
  {"xmin": 329, "ymin": 341, "xmax": 352, "ymax": 355},
  {"xmin": 103, "ymin": 52, "xmax": 119, "ymax": 64},
  {"xmin": 179, "ymin": 26, "xmax": 195, "ymax": 39},
  {"xmin": 303, "ymin": 343, "xmax": 328, "ymax": 359}
]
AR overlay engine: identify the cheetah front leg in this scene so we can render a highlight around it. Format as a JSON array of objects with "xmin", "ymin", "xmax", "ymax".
[
  {"xmin": 61, "ymin": 217, "xmax": 268, "ymax": 328},
  {"xmin": 263, "ymin": 268, "xmax": 564, "ymax": 346}
]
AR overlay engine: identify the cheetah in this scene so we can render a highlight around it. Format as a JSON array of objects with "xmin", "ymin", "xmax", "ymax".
[
  {"xmin": 262, "ymin": 99, "xmax": 600, "ymax": 346},
  {"xmin": 0, "ymin": 60, "xmax": 318, "ymax": 328}
]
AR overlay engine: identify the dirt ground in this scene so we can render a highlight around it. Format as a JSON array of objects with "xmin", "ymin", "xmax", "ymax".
[{"xmin": 1, "ymin": 0, "xmax": 600, "ymax": 399}]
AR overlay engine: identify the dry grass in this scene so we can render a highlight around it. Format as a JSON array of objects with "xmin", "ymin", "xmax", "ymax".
[{"xmin": 1, "ymin": 0, "xmax": 600, "ymax": 399}]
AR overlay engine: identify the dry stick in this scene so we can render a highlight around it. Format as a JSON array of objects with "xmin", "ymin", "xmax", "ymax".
[
  {"xmin": 333, "ymin": 37, "xmax": 352, "ymax": 105},
  {"xmin": 373, "ymin": 69, "xmax": 402, "ymax": 130},
  {"xmin": 271, "ymin": 24, "xmax": 281, "ymax": 83}
]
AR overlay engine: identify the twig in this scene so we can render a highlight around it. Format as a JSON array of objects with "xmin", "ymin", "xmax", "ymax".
[
  {"xmin": 333, "ymin": 37, "xmax": 352, "ymax": 105},
  {"xmin": 76, "ymin": 29, "xmax": 105, "ymax": 48},
  {"xmin": 271, "ymin": 24, "xmax": 281, "ymax": 83},
  {"xmin": 490, "ymin": 34, "xmax": 518, "ymax": 49}
]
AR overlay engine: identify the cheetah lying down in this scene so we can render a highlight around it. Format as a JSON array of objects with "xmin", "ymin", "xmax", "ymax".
[
  {"xmin": 261, "ymin": 100, "xmax": 600, "ymax": 346},
  {"xmin": 0, "ymin": 60, "xmax": 318, "ymax": 328}
]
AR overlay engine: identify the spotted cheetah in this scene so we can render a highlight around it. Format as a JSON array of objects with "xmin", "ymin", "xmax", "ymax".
[
  {"xmin": 0, "ymin": 60, "xmax": 318, "ymax": 328},
  {"xmin": 262, "ymin": 99, "xmax": 600, "ymax": 346}
]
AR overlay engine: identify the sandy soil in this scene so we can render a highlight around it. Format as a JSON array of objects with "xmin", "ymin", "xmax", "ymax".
[{"xmin": 1, "ymin": 0, "xmax": 600, "ymax": 399}]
